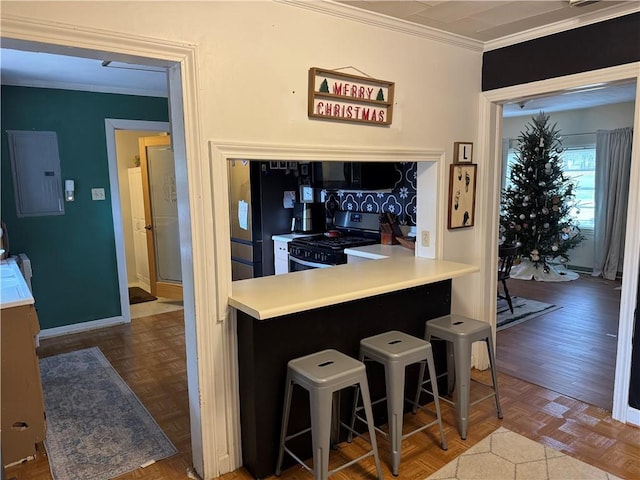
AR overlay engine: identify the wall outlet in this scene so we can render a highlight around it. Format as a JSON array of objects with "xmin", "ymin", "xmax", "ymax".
[
  {"xmin": 421, "ymin": 230, "xmax": 430, "ymax": 247},
  {"xmin": 91, "ymin": 188, "xmax": 106, "ymax": 201}
]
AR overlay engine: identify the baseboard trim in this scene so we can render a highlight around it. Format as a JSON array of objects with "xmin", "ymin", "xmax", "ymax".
[
  {"xmin": 39, "ymin": 316, "xmax": 127, "ymax": 340},
  {"xmin": 626, "ymin": 406, "xmax": 640, "ymax": 427}
]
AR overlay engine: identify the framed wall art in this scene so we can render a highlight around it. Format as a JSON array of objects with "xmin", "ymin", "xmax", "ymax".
[
  {"xmin": 448, "ymin": 163, "xmax": 477, "ymax": 229},
  {"xmin": 453, "ymin": 142, "xmax": 473, "ymax": 163}
]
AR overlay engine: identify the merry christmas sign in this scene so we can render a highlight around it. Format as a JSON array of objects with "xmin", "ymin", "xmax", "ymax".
[{"xmin": 308, "ymin": 67, "xmax": 394, "ymax": 126}]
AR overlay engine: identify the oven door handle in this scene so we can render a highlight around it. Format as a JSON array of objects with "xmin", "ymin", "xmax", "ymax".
[{"xmin": 289, "ymin": 255, "xmax": 333, "ymax": 269}]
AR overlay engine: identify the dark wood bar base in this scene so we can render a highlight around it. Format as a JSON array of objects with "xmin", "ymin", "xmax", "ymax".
[{"xmin": 236, "ymin": 280, "xmax": 452, "ymax": 479}]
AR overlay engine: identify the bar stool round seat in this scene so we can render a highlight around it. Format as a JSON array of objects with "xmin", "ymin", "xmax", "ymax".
[
  {"xmin": 275, "ymin": 349, "xmax": 383, "ymax": 480},
  {"xmin": 349, "ymin": 331, "xmax": 447, "ymax": 476},
  {"xmin": 420, "ymin": 314, "xmax": 503, "ymax": 440}
]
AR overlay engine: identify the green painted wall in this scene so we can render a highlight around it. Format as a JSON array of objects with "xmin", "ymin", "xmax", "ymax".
[{"xmin": 1, "ymin": 86, "xmax": 169, "ymax": 330}]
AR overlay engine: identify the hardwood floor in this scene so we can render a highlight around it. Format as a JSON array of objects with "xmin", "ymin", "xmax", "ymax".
[
  {"xmin": 497, "ymin": 272, "xmax": 622, "ymax": 410},
  {"xmin": 6, "ymin": 302, "xmax": 638, "ymax": 480},
  {"xmin": 5, "ymin": 311, "xmax": 193, "ymax": 480}
]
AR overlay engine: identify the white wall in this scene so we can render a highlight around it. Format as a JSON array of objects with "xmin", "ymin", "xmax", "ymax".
[
  {"xmin": 1, "ymin": 2, "xmax": 486, "ymax": 476},
  {"xmin": 3, "ymin": 1, "xmax": 484, "ymax": 306},
  {"xmin": 503, "ymin": 101, "xmax": 636, "ymax": 271}
]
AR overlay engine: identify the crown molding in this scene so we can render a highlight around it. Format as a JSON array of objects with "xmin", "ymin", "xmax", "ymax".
[
  {"xmin": 1, "ymin": 79, "xmax": 168, "ymax": 98},
  {"xmin": 484, "ymin": 2, "xmax": 640, "ymax": 52},
  {"xmin": 0, "ymin": 13, "xmax": 195, "ymax": 63},
  {"xmin": 277, "ymin": 0, "xmax": 484, "ymax": 53},
  {"xmin": 278, "ymin": 1, "xmax": 638, "ymax": 55}
]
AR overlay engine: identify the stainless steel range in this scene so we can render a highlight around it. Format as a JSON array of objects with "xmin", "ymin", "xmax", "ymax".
[{"xmin": 288, "ymin": 211, "xmax": 380, "ymax": 270}]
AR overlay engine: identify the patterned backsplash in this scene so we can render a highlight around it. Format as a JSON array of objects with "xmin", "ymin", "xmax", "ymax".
[{"xmin": 323, "ymin": 162, "xmax": 417, "ymax": 226}]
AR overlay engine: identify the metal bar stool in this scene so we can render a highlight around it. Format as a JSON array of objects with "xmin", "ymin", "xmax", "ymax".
[
  {"xmin": 348, "ymin": 331, "xmax": 447, "ymax": 476},
  {"xmin": 275, "ymin": 349, "xmax": 383, "ymax": 480},
  {"xmin": 418, "ymin": 314, "xmax": 502, "ymax": 440}
]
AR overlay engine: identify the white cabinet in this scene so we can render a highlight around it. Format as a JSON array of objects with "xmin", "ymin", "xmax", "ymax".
[
  {"xmin": 274, "ymin": 240, "xmax": 289, "ymax": 275},
  {"xmin": 272, "ymin": 234, "xmax": 316, "ymax": 275}
]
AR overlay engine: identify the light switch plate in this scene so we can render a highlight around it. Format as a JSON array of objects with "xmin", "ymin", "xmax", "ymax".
[
  {"xmin": 421, "ymin": 230, "xmax": 430, "ymax": 247},
  {"xmin": 91, "ymin": 188, "xmax": 106, "ymax": 201}
]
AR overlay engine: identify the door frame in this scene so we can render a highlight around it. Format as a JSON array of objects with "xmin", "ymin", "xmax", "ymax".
[
  {"xmin": 478, "ymin": 62, "xmax": 640, "ymax": 425},
  {"xmin": 1, "ymin": 15, "xmax": 230, "ymax": 478},
  {"xmin": 105, "ymin": 120, "xmax": 171, "ymax": 321}
]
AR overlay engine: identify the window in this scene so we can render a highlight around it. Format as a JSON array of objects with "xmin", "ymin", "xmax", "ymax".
[
  {"xmin": 561, "ymin": 147, "xmax": 595, "ymax": 229},
  {"xmin": 504, "ymin": 142, "xmax": 596, "ymax": 230}
]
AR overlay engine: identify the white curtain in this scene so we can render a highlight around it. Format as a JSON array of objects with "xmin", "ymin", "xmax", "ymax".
[{"xmin": 592, "ymin": 127, "xmax": 633, "ymax": 280}]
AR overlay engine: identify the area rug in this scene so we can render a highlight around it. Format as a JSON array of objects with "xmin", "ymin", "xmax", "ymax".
[
  {"xmin": 426, "ymin": 427, "xmax": 621, "ymax": 479},
  {"xmin": 39, "ymin": 347, "xmax": 177, "ymax": 480},
  {"xmin": 128, "ymin": 286, "xmax": 157, "ymax": 304},
  {"xmin": 497, "ymin": 296, "xmax": 561, "ymax": 331}
]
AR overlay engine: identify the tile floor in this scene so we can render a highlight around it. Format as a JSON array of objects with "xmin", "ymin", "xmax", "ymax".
[{"xmin": 129, "ymin": 294, "xmax": 183, "ymax": 319}]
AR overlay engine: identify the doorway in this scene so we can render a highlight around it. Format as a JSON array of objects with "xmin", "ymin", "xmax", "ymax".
[
  {"xmin": 138, "ymin": 135, "xmax": 183, "ymax": 300},
  {"xmin": 113, "ymin": 127, "xmax": 185, "ymax": 320},
  {"xmin": 0, "ymin": 28, "xmax": 214, "ymax": 477},
  {"xmin": 496, "ymin": 98, "xmax": 635, "ymax": 410},
  {"xmin": 480, "ymin": 64, "xmax": 640, "ymax": 423}
]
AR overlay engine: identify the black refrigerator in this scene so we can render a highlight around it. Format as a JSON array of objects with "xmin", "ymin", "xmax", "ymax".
[{"xmin": 228, "ymin": 160, "xmax": 298, "ymax": 280}]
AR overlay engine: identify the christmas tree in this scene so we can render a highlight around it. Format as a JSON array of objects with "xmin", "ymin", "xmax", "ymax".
[{"xmin": 500, "ymin": 113, "xmax": 584, "ymax": 273}]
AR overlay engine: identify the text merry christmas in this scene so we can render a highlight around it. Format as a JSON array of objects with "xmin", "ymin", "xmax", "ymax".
[{"xmin": 308, "ymin": 67, "xmax": 394, "ymax": 126}]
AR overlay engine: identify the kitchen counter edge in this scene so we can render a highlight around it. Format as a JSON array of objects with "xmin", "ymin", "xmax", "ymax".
[
  {"xmin": 229, "ymin": 256, "xmax": 478, "ymax": 320},
  {"xmin": 0, "ymin": 258, "xmax": 35, "ymax": 309}
]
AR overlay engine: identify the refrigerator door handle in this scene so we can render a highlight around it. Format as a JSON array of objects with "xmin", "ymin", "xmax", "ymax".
[{"xmin": 289, "ymin": 256, "xmax": 333, "ymax": 269}]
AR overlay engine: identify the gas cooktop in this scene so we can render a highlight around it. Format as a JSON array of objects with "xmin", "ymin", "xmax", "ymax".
[{"xmin": 291, "ymin": 235, "xmax": 378, "ymax": 250}]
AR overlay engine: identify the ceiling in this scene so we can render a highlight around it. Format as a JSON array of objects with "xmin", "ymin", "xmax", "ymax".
[
  {"xmin": 335, "ymin": 0, "xmax": 633, "ymax": 43},
  {"xmin": 0, "ymin": 1, "xmax": 637, "ymax": 116}
]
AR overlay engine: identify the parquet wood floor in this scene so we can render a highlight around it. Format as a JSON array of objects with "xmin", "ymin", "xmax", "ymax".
[
  {"xmin": 6, "ymin": 293, "xmax": 638, "ymax": 480},
  {"xmin": 497, "ymin": 273, "xmax": 622, "ymax": 410}
]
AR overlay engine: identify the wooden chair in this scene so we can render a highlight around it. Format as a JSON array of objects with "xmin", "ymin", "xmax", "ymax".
[{"xmin": 498, "ymin": 245, "xmax": 518, "ymax": 313}]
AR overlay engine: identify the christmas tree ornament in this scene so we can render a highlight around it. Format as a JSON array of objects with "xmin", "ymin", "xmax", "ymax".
[
  {"xmin": 519, "ymin": 214, "xmax": 526, "ymax": 220},
  {"xmin": 543, "ymin": 223, "xmax": 550, "ymax": 229},
  {"xmin": 529, "ymin": 212, "xmax": 536, "ymax": 219}
]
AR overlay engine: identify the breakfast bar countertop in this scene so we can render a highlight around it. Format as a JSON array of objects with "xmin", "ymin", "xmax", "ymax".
[{"xmin": 229, "ymin": 255, "xmax": 478, "ymax": 320}]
